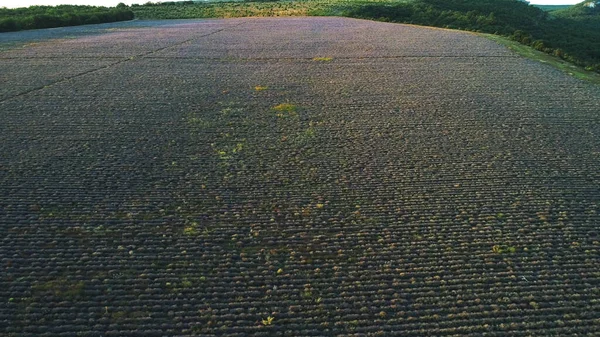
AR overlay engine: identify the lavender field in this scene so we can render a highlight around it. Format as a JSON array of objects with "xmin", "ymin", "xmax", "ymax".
[{"xmin": 1, "ymin": 17, "xmax": 600, "ymax": 336}]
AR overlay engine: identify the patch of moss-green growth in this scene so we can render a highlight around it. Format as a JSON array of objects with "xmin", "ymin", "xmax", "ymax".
[
  {"xmin": 181, "ymin": 278, "xmax": 193, "ymax": 288},
  {"xmin": 111, "ymin": 310, "xmax": 151, "ymax": 321},
  {"xmin": 32, "ymin": 278, "xmax": 85, "ymax": 299},
  {"xmin": 211, "ymin": 140, "xmax": 246, "ymax": 160},
  {"xmin": 183, "ymin": 222, "xmax": 200, "ymax": 236},
  {"xmin": 187, "ymin": 116, "xmax": 211, "ymax": 128},
  {"xmin": 492, "ymin": 244, "xmax": 517, "ymax": 254},
  {"xmin": 304, "ymin": 126, "xmax": 316, "ymax": 138},
  {"xmin": 111, "ymin": 311, "xmax": 128, "ymax": 320},
  {"xmin": 273, "ymin": 103, "xmax": 299, "ymax": 118}
]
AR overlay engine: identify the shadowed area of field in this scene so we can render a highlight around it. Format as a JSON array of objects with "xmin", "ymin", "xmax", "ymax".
[{"xmin": 1, "ymin": 17, "xmax": 600, "ymax": 336}]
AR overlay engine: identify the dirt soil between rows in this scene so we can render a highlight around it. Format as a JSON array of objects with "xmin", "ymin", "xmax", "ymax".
[{"xmin": 1, "ymin": 17, "xmax": 600, "ymax": 336}]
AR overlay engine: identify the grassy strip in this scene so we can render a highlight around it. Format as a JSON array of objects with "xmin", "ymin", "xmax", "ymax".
[{"xmin": 483, "ymin": 33, "xmax": 600, "ymax": 85}]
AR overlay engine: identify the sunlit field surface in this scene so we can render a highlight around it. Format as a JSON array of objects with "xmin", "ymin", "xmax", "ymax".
[{"xmin": 1, "ymin": 17, "xmax": 600, "ymax": 336}]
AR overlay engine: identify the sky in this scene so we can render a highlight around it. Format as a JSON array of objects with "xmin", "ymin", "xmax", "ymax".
[{"xmin": 0, "ymin": 0, "xmax": 586, "ymax": 9}]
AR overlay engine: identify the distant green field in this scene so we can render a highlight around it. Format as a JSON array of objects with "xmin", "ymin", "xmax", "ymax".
[{"xmin": 534, "ymin": 5, "xmax": 573, "ymax": 12}]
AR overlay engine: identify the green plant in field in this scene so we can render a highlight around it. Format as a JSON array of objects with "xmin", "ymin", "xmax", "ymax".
[
  {"xmin": 233, "ymin": 142, "xmax": 244, "ymax": 153},
  {"xmin": 262, "ymin": 315, "xmax": 275, "ymax": 326},
  {"xmin": 255, "ymin": 85, "xmax": 268, "ymax": 91},
  {"xmin": 211, "ymin": 140, "xmax": 246, "ymax": 160},
  {"xmin": 181, "ymin": 278, "xmax": 193, "ymax": 288},
  {"xmin": 187, "ymin": 116, "xmax": 211, "ymax": 128},
  {"xmin": 302, "ymin": 283, "xmax": 314, "ymax": 298},
  {"xmin": 216, "ymin": 149, "xmax": 229, "ymax": 160},
  {"xmin": 292, "ymin": 125, "xmax": 318, "ymax": 145},
  {"xmin": 492, "ymin": 245, "xmax": 516, "ymax": 254},
  {"xmin": 183, "ymin": 222, "xmax": 199, "ymax": 236},
  {"xmin": 304, "ymin": 126, "xmax": 316, "ymax": 138},
  {"xmin": 273, "ymin": 103, "xmax": 297, "ymax": 111},
  {"xmin": 111, "ymin": 311, "xmax": 128, "ymax": 320},
  {"xmin": 272, "ymin": 103, "xmax": 298, "ymax": 118},
  {"xmin": 313, "ymin": 56, "xmax": 333, "ymax": 61}
]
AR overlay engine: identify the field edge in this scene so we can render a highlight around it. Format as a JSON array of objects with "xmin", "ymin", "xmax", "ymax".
[{"xmin": 480, "ymin": 33, "xmax": 600, "ymax": 85}]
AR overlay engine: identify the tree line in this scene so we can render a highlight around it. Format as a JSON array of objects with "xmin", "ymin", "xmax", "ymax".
[{"xmin": 0, "ymin": 4, "xmax": 134, "ymax": 32}]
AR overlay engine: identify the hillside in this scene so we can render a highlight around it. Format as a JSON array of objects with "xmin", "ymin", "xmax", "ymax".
[{"xmin": 552, "ymin": 0, "xmax": 600, "ymax": 17}]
